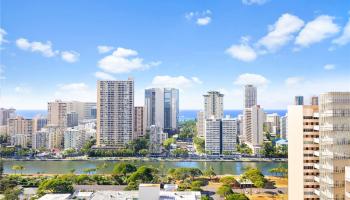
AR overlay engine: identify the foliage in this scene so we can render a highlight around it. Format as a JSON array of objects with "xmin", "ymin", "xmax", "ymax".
[
  {"xmin": 201, "ymin": 195, "xmax": 213, "ymax": 200},
  {"xmin": 260, "ymin": 142, "xmax": 275, "ymax": 158},
  {"xmin": 0, "ymin": 147, "xmax": 16, "ymax": 157},
  {"xmin": 124, "ymin": 181, "xmax": 139, "ymax": 190},
  {"xmin": 163, "ymin": 138, "xmax": 175, "ymax": 150},
  {"xmin": 216, "ymin": 184, "xmax": 233, "ymax": 197},
  {"xmin": 88, "ymin": 149, "xmax": 135, "ymax": 157},
  {"xmin": 236, "ymin": 144, "xmax": 252, "ymax": 155},
  {"xmin": 113, "ymin": 163, "xmax": 137, "ymax": 176},
  {"xmin": 219, "ymin": 176, "xmax": 237, "ymax": 186},
  {"xmin": 127, "ymin": 166, "xmax": 158, "ymax": 183},
  {"xmin": 38, "ymin": 178, "xmax": 74, "ymax": 195},
  {"xmin": 178, "ymin": 120, "xmax": 196, "ymax": 139},
  {"xmin": 193, "ymin": 136, "xmax": 205, "ymax": 154},
  {"xmin": 80, "ymin": 138, "xmax": 96, "ymax": 154},
  {"xmin": 225, "ymin": 193, "xmax": 249, "ymax": 200},
  {"xmin": 241, "ymin": 168, "xmax": 267, "ymax": 188},
  {"xmin": 127, "ymin": 138, "xmax": 149, "ymax": 153},
  {"xmin": 172, "ymin": 148, "xmax": 188, "ymax": 157},
  {"xmin": 11, "ymin": 165, "xmax": 25, "ymax": 175},
  {"xmin": 203, "ymin": 166, "xmax": 216, "ymax": 180},
  {"xmin": 268, "ymin": 165, "xmax": 288, "ymax": 177},
  {"xmin": 168, "ymin": 167, "xmax": 202, "ymax": 180},
  {"xmin": 3, "ymin": 188, "xmax": 21, "ymax": 200},
  {"xmin": 83, "ymin": 168, "xmax": 96, "ymax": 175},
  {"xmin": 138, "ymin": 149, "xmax": 149, "ymax": 156}
]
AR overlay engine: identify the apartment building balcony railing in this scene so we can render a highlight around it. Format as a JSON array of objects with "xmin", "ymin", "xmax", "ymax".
[
  {"xmin": 313, "ymin": 138, "xmax": 320, "ymax": 144},
  {"xmin": 314, "ymin": 176, "xmax": 320, "ymax": 183},
  {"xmin": 314, "ymin": 188, "xmax": 320, "ymax": 196},
  {"xmin": 314, "ymin": 163, "xmax": 320, "ymax": 169},
  {"xmin": 314, "ymin": 151, "xmax": 320, "ymax": 157}
]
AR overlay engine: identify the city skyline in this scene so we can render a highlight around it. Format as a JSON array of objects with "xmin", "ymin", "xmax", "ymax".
[{"xmin": 1, "ymin": 0, "xmax": 350, "ymax": 110}]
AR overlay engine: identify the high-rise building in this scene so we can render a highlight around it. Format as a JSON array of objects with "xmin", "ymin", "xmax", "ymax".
[
  {"xmin": 311, "ymin": 96, "xmax": 319, "ymax": 106},
  {"xmin": 134, "ymin": 106, "xmax": 144, "ymax": 138},
  {"xmin": 295, "ymin": 96, "xmax": 304, "ymax": 105},
  {"xmin": 48, "ymin": 100, "xmax": 68, "ymax": 127},
  {"xmin": 64, "ymin": 128, "xmax": 82, "ymax": 150},
  {"xmin": 0, "ymin": 108, "xmax": 16, "ymax": 126},
  {"xmin": 67, "ymin": 101, "xmax": 97, "ymax": 121},
  {"xmin": 7, "ymin": 116, "xmax": 33, "ymax": 137},
  {"xmin": 47, "ymin": 126, "xmax": 65, "ymax": 149},
  {"xmin": 288, "ymin": 104, "xmax": 319, "ymax": 200},
  {"xmin": 96, "ymin": 79, "xmax": 134, "ymax": 148},
  {"xmin": 144, "ymin": 88, "xmax": 179, "ymax": 133},
  {"xmin": 317, "ymin": 92, "xmax": 350, "ymax": 199},
  {"xmin": 11, "ymin": 134, "xmax": 29, "ymax": 148},
  {"xmin": 32, "ymin": 130, "xmax": 49, "ymax": 150},
  {"xmin": 203, "ymin": 91, "xmax": 224, "ymax": 119},
  {"xmin": 32, "ymin": 115, "xmax": 47, "ymax": 132},
  {"xmin": 67, "ymin": 112, "xmax": 79, "ymax": 128},
  {"xmin": 280, "ymin": 114, "xmax": 288, "ymax": 140},
  {"xmin": 196, "ymin": 111, "xmax": 205, "ymax": 138},
  {"xmin": 244, "ymin": 85, "xmax": 257, "ymax": 108},
  {"xmin": 205, "ymin": 116, "xmax": 237, "ymax": 155},
  {"xmin": 243, "ymin": 105, "xmax": 264, "ymax": 154},
  {"xmin": 149, "ymin": 125, "xmax": 167, "ymax": 154},
  {"xmin": 265, "ymin": 113, "xmax": 280, "ymax": 136},
  {"xmin": 345, "ymin": 166, "xmax": 350, "ymax": 200}
]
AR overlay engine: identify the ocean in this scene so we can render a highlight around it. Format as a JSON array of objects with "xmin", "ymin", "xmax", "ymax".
[{"xmin": 17, "ymin": 109, "xmax": 287, "ymax": 121}]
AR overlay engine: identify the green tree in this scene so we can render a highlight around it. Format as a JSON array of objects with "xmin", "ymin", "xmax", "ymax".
[
  {"xmin": 163, "ymin": 138, "xmax": 175, "ymax": 150},
  {"xmin": 38, "ymin": 178, "xmax": 74, "ymax": 195},
  {"xmin": 138, "ymin": 149, "xmax": 149, "ymax": 156},
  {"xmin": 193, "ymin": 137, "xmax": 205, "ymax": 154},
  {"xmin": 260, "ymin": 142, "xmax": 275, "ymax": 158},
  {"xmin": 3, "ymin": 188, "xmax": 21, "ymax": 200},
  {"xmin": 219, "ymin": 176, "xmax": 237, "ymax": 186},
  {"xmin": 236, "ymin": 144, "xmax": 252, "ymax": 155},
  {"xmin": 225, "ymin": 193, "xmax": 249, "ymax": 200},
  {"xmin": 241, "ymin": 168, "xmax": 267, "ymax": 188},
  {"xmin": 216, "ymin": 184, "xmax": 233, "ymax": 197},
  {"xmin": 113, "ymin": 163, "xmax": 137, "ymax": 176},
  {"xmin": 127, "ymin": 166, "xmax": 158, "ymax": 183},
  {"xmin": 12, "ymin": 165, "xmax": 24, "ymax": 175},
  {"xmin": 201, "ymin": 195, "xmax": 213, "ymax": 200},
  {"xmin": 203, "ymin": 166, "xmax": 216, "ymax": 180}
]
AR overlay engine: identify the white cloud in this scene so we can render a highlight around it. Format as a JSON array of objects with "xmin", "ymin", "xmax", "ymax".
[
  {"xmin": 332, "ymin": 17, "xmax": 350, "ymax": 46},
  {"xmin": 234, "ymin": 73, "xmax": 269, "ymax": 86},
  {"xmin": 151, "ymin": 75, "xmax": 202, "ymax": 89},
  {"xmin": 0, "ymin": 28, "xmax": 8, "ymax": 45},
  {"xmin": 285, "ymin": 76, "xmax": 304, "ymax": 87},
  {"xmin": 295, "ymin": 15, "xmax": 340, "ymax": 47},
  {"xmin": 61, "ymin": 51, "xmax": 80, "ymax": 63},
  {"xmin": 185, "ymin": 10, "xmax": 212, "ymax": 26},
  {"xmin": 242, "ymin": 0, "xmax": 268, "ymax": 5},
  {"xmin": 54, "ymin": 82, "xmax": 95, "ymax": 102},
  {"xmin": 14, "ymin": 86, "xmax": 31, "ymax": 94},
  {"xmin": 324, "ymin": 64, "xmax": 335, "ymax": 70},
  {"xmin": 226, "ymin": 42, "xmax": 257, "ymax": 62},
  {"xmin": 196, "ymin": 17, "xmax": 211, "ymax": 26},
  {"xmin": 258, "ymin": 13, "xmax": 304, "ymax": 52},
  {"xmin": 98, "ymin": 47, "xmax": 160, "ymax": 74},
  {"xmin": 16, "ymin": 38, "xmax": 58, "ymax": 57},
  {"xmin": 191, "ymin": 77, "xmax": 203, "ymax": 84},
  {"xmin": 94, "ymin": 71, "xmax": 116, "ymax": 80},
  {"xmin": 97, "ymin": 45, "xmax": 114, "ymax": 54}
]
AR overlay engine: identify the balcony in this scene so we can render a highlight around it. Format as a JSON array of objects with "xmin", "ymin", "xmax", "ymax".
[
  {"xmin": 313, "ymin": 151, "xmax": 319, "ymax": 157},
  {"xmin": 314, "ymin": 163, "xmax": 320, "ymax": 169},
  {"xmin": 313, "ymin": 125, "xmax": 320, "ymax": 131},
  {"xmin": 313, "ymin": 138, "xmax": 319, "ymax": 144},
  {"xmin": 314, "ymin": 176, "xmax": 320, "ymax": 182},
  {"xmin": 314, "ymin": 189, "xmax": 320, "ymax": 196},
  {"xmin": 346, "ymin": 192, "xmax": 350, "ymax": 198}
]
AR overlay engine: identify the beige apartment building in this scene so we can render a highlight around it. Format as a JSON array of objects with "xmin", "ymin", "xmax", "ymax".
[
  {"xmin": 317, "ymin": 92, "xmax": 350, "ymax": 200},
  {"xmin": 288, "ymin": 104, "xmax": 320, "ymax": 200},
  {"xmin": 7, "ymin": 116, "xmax": 33, "ymax": 137},
  {"xmin": 96, "ymin": 79, "xmax": 134, "ymax": 148},
  {"xmin": 48, "ymin": 100, "xmax": 68, "ymax": 127},
  {"xmin": 133, "ymin": 106, "xmax": 144, "ymax": 139}
]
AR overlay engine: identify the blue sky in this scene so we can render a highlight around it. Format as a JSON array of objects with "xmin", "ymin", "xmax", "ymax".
[{"xmin": 0, "ymin": 0, "xmax": 350, "ymax": 109}]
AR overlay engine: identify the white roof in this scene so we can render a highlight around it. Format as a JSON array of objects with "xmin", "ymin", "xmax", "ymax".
[{"xmin": 38, "ymin": 194, "xmax": 71, "ymax": 200}]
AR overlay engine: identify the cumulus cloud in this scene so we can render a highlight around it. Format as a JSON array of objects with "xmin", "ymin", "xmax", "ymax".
[
  {"xmin": 226, "ymin": 41, "xmax": 257, "ymax": 62},
  {"xmin": 285, "ymin": 76, "xmax": 304, "ymax": 87},
  {"xmin": 185, "ymin": 10, "xmax": 212, "ymax": 26},
  {"xmin": 98, "ymin": 47, "xmax": 161, "ymax": 74},
  {"xmin": 324, "ymin": 64, "xmax": 335, "ymax": 70},
  {"xmin": 295, "ymin": 15, "xmax": 340, "ymax": 47},
  {"xmin": 61, "ymin": 51, "xmax": 80, "ymax": 63},
  {"xmin": 242, "ymin": 0, "xmax": 268, "ymax": 5},
  {"xmin": 332, "ymin": 17, "xmax": 350, "ymax": 46},
  {"xmin": 16, "ymin": 38, "xmax": 58, "ymax": 57},
  {"xmin": 54, "ymin": 83, "xmax": 95, "ymax": 102},
  {"xmin": 95, "ymin": 71, "xmax": 116, "ymax": 80},
  {"xmin": 234, "ymin": 73, "xmax": 269, "ymax": 86},
  {"xmin": 97, "ymin": 45, "xmax": 114, "ymax": 54},
  {"xmin": 0, "ymin": 28, "xmax": 8, "ymax": 45},
  {"xmin": 151, "ymin": 75, "xmax": 202, "ymax": 89},
  {"xmin": 258, "ymin": 13, "xmax": 304, "ymax": 52}
]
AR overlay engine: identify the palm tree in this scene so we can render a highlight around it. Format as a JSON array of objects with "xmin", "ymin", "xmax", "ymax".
[{"xmin": 12, "ymin": 165, "xmax": 25, "ymax": 175}]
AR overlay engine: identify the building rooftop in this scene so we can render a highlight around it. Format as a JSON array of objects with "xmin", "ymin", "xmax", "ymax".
[{"xmin": 38, "ymin": 194, "xmax": 71, "ymax": 200}]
